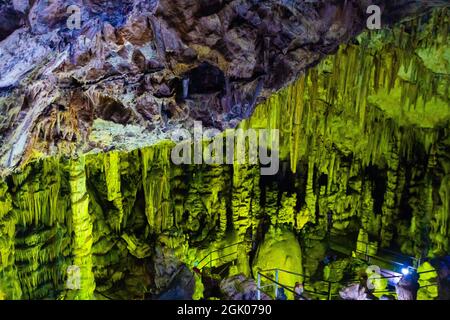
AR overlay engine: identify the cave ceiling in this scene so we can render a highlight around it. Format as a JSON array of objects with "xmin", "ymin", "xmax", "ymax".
[{"xmin": 0, "ymin": 0, "xmax": 448, "ymax": 173}]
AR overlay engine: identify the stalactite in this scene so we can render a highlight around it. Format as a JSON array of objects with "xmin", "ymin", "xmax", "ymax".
[
  {"xmin": 289, "ymin": 75, "xmax": 306, "ymax": 174},
  {"xmin": 278, "ymin": 193, "xmax": 297, "ymax": 227},
  {"xmin": 232, "ymin": 164, "xmax": 260, "ymax": 276},
  {"xmin": 238, "ymin": 8, "xmax": 449, "ymax": 253},
  {"xmin": 141, "ymin": 143, "xmax": 172, "ymax": 234},
  {"xmin": 168, "ymin": 166, "xmax": 185, "ymax": 231},
  {"xmin": 0, "ymin": 181, "xmax": 22, "ymax": 299},
  {"xmin": 103, "ymin": 151, "xmax": 124, "ymax": 231},
  {"xmin": 14, "ymin": 158, "xmax": 63, "ymax": 227},
  {"xmin": 232, "ymin": 164, "xmax": 259, "ymax": 240},
  {"xmin": 380, "ymin": 141, "xmax": 400, "ymax": 248},
  {"xmin": 249, "ymin": 171, "xmax": 261, "ymax": 242},
  {"xmin": 430, "ymin": 176, "xmax": 450, "ymax": 255},
  {"xmin": 117, "ymin": 149, "xmax": 142, "ymax": 229},
  {"xmin": 360, "ymin": 180, "xmax": 379, "ymax": 236},
  {"xmin": 184, "ymin": 164, "xmax": 230, "ymax": 242},
  {"xmin": 14, "ymin": 224, "xmax": 69, "ymax": 299},
  {"xmin": 305, "ymin": 157, "xmax": 317, "ymax": 222}
]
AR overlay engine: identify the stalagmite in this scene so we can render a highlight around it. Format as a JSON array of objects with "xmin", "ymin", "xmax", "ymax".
[{"xmin": 141, "ymin": 144, "xmax": 173, "ymax": 234}]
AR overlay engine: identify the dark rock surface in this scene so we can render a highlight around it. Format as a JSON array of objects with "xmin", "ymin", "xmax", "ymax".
[
  {"xmin": 155, "ymin": 265, "xmax": 196, "ymax": 300},
  {"xmin": 220, "ymin": 273, "xmax": 271, "ymax": 300}
]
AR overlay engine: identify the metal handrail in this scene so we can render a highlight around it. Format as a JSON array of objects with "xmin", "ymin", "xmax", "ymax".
[
  {"xmin": 256, "ymin": 263, "xmax": 440, "ymax": 300},
  {"xmin": 202, "ymin": 251, "xmax": 239, "ymax": 269},
  {"xmin": 364, "ymin": 245, "xmax": 418, "ymax": 265},
  {"xmin": 262, "ymin": 262, "xmax": 437, "ymax": 282},
  {"xmin": 95, "ymin": 290, "xmax": 115, "ymax": 300},
  {"xmin": 419, "ymin": 283, "xmax": 439, "ymax": 289},
  {"xmin": 354, "ymin": 249, "xmax": 407, "ymax": 268},
  {"xmin": 260, "ymin": 268, "xmax": 338, "ymax": 285},
  {"xmin": 257, "ymin": 271, "xmax": 332, "ymax": 300},
  {"xmin": 197, "ymin": 241, "xmax": 247, "ymax": 270},
  {"xmin": 257, "ymin": 272, "xmax": 298, "ymax": 296},
  {"xmin": 329, "ymin": 231, "xmax": 420, "ymax": 265},
  {"xmin": 260, "ymin": 268, "xmax": 323, "ymax": 280},
  {"xmin": 339, "ymin": 268, "xmax": 439, "ymax": 289}
]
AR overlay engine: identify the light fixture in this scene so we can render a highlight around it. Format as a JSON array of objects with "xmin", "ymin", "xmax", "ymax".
[{"xmin": 401, "ymin": 268, "xmax": 409, "ymax": 275}]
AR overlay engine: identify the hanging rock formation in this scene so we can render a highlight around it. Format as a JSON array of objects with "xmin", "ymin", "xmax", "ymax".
[{"xmin": 0, "ymin": 0, "xmax": 447, "ymax": 172}]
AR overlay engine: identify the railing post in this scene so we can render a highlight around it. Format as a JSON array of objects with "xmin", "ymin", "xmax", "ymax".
[
  {"xmin": 416, "ymin": 257, "xmax": 421, "ymax": 269},
  {"xmin": 274, "ymin": 269, "xmax": 279, "ymax": 299},
  {"xmin": 257, "ymin": 273, "xmax": 261, "ymax": 301}
]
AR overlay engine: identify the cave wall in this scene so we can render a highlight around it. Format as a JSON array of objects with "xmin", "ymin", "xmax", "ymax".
[{"xmin": 0, "ymin": 7, "xmax": 449, "ymax": 300}]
